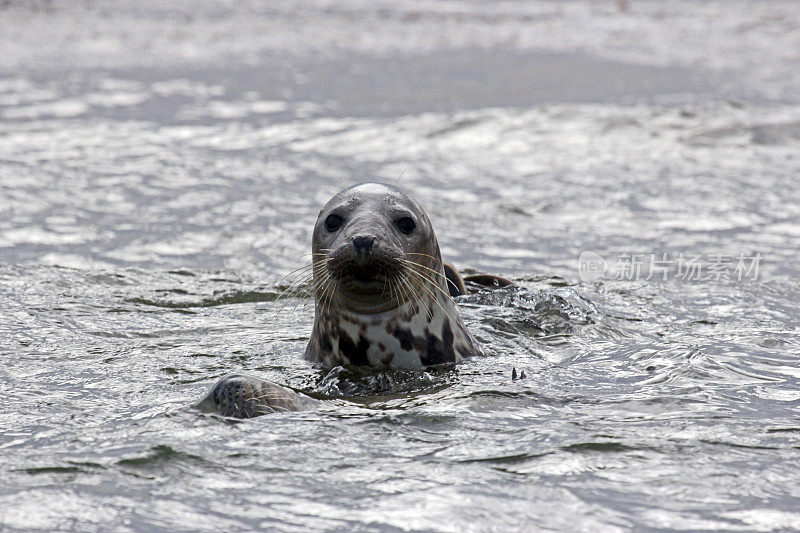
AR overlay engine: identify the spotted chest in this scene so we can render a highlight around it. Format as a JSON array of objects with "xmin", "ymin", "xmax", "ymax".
[{"xmin": 305, "ymin": 293, "xmax": 483, "ymax": 369}]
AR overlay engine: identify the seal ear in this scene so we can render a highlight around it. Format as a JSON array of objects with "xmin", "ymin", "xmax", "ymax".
[{"xmin": 443, "ymin": 263, "xmax": 468, "ymax": 297}]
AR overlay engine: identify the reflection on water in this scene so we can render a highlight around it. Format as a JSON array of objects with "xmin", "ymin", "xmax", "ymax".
[{"xmin": 2, "ymin": 1, "xmax": 800, "ymax": 531}]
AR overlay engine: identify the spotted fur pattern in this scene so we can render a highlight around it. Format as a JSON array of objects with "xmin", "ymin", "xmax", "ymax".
[
  {"xmin": 305, "ymin": 274, "xmax": 483, "ymax": 369},
  {"xmin": 196, "ymin": 374, "xmax": 314, "ymax": 417}
]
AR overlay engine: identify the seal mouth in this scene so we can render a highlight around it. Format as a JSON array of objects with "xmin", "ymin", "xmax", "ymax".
[
  {"xmin": 338, "ymin": 265, "xmax": 394, "ymax": 295},
  {"xmin": 314, "ymin": 232, "xmax": 432, "ymax": 312},
  {"xmin": 323, "ymin": 260, "xmax": 413, "ymax": 312},
  {"xmin": 348, "ymin": 264, "xmax": 382, "ymax": 282},
  {"xmin": 325, "ymin": 246, "xmax": 402, "ymax": 289},
  {"xmin": 341, "ymin": 277, "xmax": 386, "ymax": 294}
]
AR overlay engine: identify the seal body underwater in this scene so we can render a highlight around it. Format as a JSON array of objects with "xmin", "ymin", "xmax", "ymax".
[
  {"xmin": 199, "ymin": 182, "xmax": 491, "ymax": 417},
  {"xmin": 196, "ymin": 374, "xmax": 315, "ymax": 418},
  {"xmin": 305, "ymin": 182, "xmax": 483, "ymax": 369}
]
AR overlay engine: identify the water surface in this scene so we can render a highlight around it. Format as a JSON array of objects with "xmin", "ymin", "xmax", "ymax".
[{"xmin": 1, "ymin": 1, "xmax": 800, "ymax": 531}]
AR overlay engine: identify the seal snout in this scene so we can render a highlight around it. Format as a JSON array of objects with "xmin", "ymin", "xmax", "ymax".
[
  {"xmin": 352, "ymin": 235, "xmax": 375, "ymax": 266},
  {"xmin": 326, "ymin": 233, "xmax": 397, "ymax": 286}
]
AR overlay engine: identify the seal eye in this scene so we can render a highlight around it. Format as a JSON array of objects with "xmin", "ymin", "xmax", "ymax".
[
  {"xmin": 325, "ymin": 214, "xmax": 343, "ymax": 232},
  {"xmin": 396, "ymin": 216, "xmax": 416, "ymax": 235}
]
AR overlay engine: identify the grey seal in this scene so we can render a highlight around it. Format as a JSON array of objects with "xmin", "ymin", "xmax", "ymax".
[
  {"xmin": 305, "ymin": 182, "xmax": 483, "ymax": 368},
  {"xmin": 195, "ymin": 374, "xmax": 314, "ymax": 418},
  {"xmin": 199, "ymin": 183, "xmax": 509, "ymax": 418}
]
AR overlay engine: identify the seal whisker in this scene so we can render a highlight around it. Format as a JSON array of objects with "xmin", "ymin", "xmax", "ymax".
[
  {"xmin": 296, "ymin": 250, "xmax": 331, "ymax": 259},
  {"xmin": 404, "ymin": 252, "xmax": 440, "ymax": 261},
  {"xmin": 277, "ymin": 272, "xmax": 316, "ymax": 298},
  {"xmin": 279, "ymin": 286, "xmax": 313, "ymax": 315},
  {"xmin": 282, "ymin": 263, "xmax": 317, "ymax": 275},
  {"xmin": 312, "ymin": 268, "xmax": 334, "ymax": 305},
  {"xmin": 405, "ymin": 272, "xmax": 426, "ymax": 307},
  {"xmin": 279, "ymin": 258, "xmax": 329, "ymax": 285},
  {"xmin": 327, "ymin": 279, "xmax": 340, "ymax": 313},
  {"xmin": 390, "ymin": 275, "xmax": 405, "ymax": 310},
  {"xmin": 320, "ymin": 273, "xmax": 338, "ymax": 314},
  {"xmin": 274, "ymin": 277, "xmax": 314, "ymax": 315},
  {"xmin": 402, "ymin": 267, "xmax": 456, "ymax": 324},
  {"xmin": 249, "ymin": 390, "xmax": 297, "ymax": 407},
  {"xmin": 317, "ymin": 268, "xmax": 339, "ymax": 314},
  {"xmin": 277, "ymin": 268, "xmax": 318, "ymax": 299},
  {"xmin": 402, "ymin": 262, "xmax": 455, "ymax": 303},
  {"xmin": 288, "ymin": 273, "xmax": 328, "ymax": 316},
  {"xmin": 400, "ymin": 258, "xmax": 460, "ymax": 294},
  {"xmin": 398, "ymin": 271, "xmax": 431, "ymax": 321},
  {"xmin": 387, "ymin": 276, "xmax": 400, "ymax": 309},
  {"xmin": 410, "ymin": 267, "xmax": 455, "ymax": 304},
  {"xmin": 276, "ymin": 259, "xmax": 330, "ymax": 302},
  {"xmin": 277, "ymin": 262, "xmax": 332, "ymax": 315},
  {"xmin": 403, "ymin": 265, "xmax": 458, "ymax": 319},
  {"xmin": 395, "ymin": 271, "xmax": 418, "ymax": 309}
]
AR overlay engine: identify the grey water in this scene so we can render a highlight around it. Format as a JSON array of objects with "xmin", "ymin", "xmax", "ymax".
[{"xmin": 2, "ymin": 1, "xmax": 800, "ymax": 531}]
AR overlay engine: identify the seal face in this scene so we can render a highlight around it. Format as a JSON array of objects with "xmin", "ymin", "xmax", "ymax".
[{"xmin": 305, "ymin": 182, "xmax": 483, "ymax": 369}]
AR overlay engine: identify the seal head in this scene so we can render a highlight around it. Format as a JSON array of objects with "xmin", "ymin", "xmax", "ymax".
[{"xmin": 305, "ymin": 183, "xmax": 483, "ymax": 369}]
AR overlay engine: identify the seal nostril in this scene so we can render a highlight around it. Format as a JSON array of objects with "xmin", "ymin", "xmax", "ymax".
[{"xmin": 352, "ymin": 236, "xmax": 375, "ymax": 256}]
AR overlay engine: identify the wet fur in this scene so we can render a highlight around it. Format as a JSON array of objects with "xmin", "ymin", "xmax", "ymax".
[
  {"xmin": 306, "ymin": 274, "xmax": 482, "ymax": 369},
  {"xmin": 305, "ymin": 183, "xmax": 483, "ymax": 368},
  {"xmin": 198, "ymin": 183, "xmax": 501, "ymax": 418}
]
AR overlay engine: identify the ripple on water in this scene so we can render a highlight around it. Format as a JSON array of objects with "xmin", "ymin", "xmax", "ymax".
[{"xmin": 2, "ymin": 2, "xmax": 800, "ymax": 526}]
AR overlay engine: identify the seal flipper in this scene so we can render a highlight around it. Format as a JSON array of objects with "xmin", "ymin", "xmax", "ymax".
[
  {"xmin": 443, "ymin": 263, "xmax": 467, "ymax": 297},
  {"xmin": 463, "ymin": 273, "xmax": 515, "ymax": 289},
  {"xmin": 443, "ymin": 263, "xmax": 515, "ymax": 296},
  {"xmin": 195, "ymin": 374, "xmax": 314, "ymax": 418}
]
